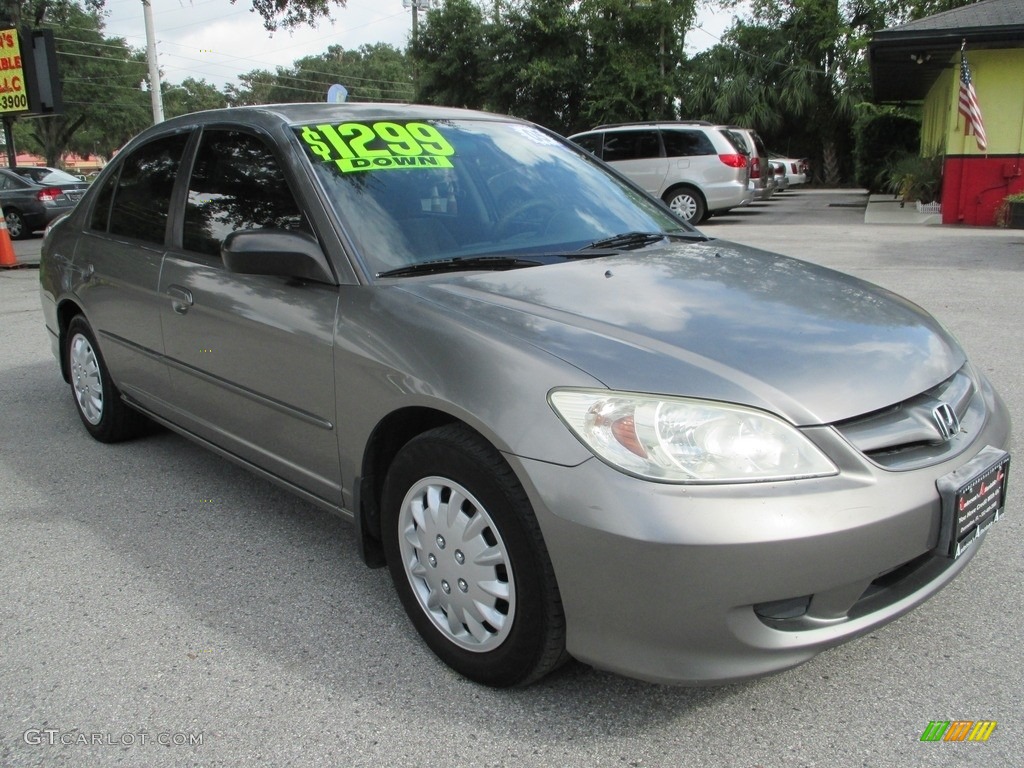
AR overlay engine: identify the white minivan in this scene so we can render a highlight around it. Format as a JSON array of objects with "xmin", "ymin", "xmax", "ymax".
[{"xmin": 569, "ymin": 121, "xmax": 753, "ymax": 224}]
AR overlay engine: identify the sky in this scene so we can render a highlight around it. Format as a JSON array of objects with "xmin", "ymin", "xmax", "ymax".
[{"xmin": 98, "ymin": 0, "xmax": 735, "ymax": 91}]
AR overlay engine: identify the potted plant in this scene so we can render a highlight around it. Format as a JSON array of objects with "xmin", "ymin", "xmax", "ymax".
[{"xmin": 995, "ymin": 191, "xmax": 1024, "ymax": 228}]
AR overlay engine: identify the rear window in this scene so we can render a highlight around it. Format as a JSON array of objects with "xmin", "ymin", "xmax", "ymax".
[
  {"xmin": 724, "ymin": 130, "xmax": 751, "ymax": 155},
  {"xmin": 751, "ymin": 132, "xmax": 769, "ymax": 156},
  {"xmin": 17, "ymin": 168, "xmax": 82, "ymax": 185},
  {"xmin": 717, "ymin": 130, "xmax": 745, "ymax": 154}
]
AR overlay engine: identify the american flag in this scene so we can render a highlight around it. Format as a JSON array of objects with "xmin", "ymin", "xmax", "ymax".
[{"xmin": 959, "ymin": 51, "xmax": 987, "ymax": 151}]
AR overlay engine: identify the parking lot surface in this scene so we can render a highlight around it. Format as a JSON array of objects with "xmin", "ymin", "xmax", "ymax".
[{"xmin": 2, "ymin": 190, "xmax": 1022, "ymax": 767}]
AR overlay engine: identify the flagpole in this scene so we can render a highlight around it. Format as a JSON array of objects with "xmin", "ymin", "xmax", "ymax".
[{"xmin": 956, "ymin": 40, "xmax": 968, "ymax": 222}]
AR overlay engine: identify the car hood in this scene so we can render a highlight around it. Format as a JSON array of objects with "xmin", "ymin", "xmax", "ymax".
[{"xmin": 397, "ymin": 240, "xmax": 965, "ymax": 425}]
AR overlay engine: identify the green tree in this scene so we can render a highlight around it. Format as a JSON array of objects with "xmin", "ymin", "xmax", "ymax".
[
  {"xmin": 163, "ymin": 78, "xmax": 228, "ymax": 119},
  {"xmin": 579, "ymin": 0, "xmax": 697, "ymax": 126},
  {"xmin": 487, "ymin": 0, "xmax": 588, "ymax": 133},
  {"xmin": 244, "ymin": 0, "xmax": 344, "ymax": 30},
  {"xmin": 228, "ymin": 43, "xmax": 412, "ymax": 105},
  {"xmin": 12, "ymin": 1, "xmax": 150, "ymax": 164},
  {"xmin": 412, "ymin": 0, "xmax": 489, "ymax": 109}
]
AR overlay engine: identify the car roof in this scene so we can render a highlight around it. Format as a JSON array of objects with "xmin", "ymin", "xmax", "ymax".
[
  {"xmin": 119, "ymin": 104, "xmax": 534, "ymax": 158},
  {"xmin": 156, "ymin": 103, "xmax": 523, "ymax": 132},
  {"xmin": 570, "ymin": 121, "xmax": 735, "ymax": 139},
  {"xmin": 589, "ymin": 120, "xmax": 717, "ymax": 130}
]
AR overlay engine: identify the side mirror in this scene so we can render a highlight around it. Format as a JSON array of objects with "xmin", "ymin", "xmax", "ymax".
[{"xmin": 221, "ymin": 229, "xmax": 336, "ymax": 284}]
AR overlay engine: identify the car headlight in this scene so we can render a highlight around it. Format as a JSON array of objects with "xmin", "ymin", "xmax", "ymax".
[{"xmin": 548, "ymin": 389, "xmax": 837, "ymax": 484}]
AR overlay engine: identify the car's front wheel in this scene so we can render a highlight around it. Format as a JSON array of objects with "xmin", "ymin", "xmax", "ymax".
[
  {"xmin": 381, "ymin": 425, "xmax": 566, "ymax": 687},
  {"xmin": 66, "ymin": 315, "xmax": 150, "ymax": 442},
  {"xmin": 663, "ymin": 186, "xmax": 706, "ymax": 224}
]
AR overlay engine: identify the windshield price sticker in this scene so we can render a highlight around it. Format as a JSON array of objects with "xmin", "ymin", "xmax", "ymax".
[{"xmin": 300, "ymin": 122, "xmax": 455, "ymax": 172}]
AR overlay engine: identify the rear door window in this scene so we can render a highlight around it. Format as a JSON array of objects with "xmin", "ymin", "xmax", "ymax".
[
  {"xmin": 601, "ymin": 130, "xmax": 661, "ymax": 163},
  {"xmin": 662, "ymin": 130, "xmax": 714, "ymax": 157},
  {"xmin": 104, "ymin": 133, "xmax": 190, "ymax": 244},
  {"xmin": 571, "ymin": 133, "xmax": 603, "ymax": 155}
]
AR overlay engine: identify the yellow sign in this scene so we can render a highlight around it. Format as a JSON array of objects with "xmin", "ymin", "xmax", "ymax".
[
  {"xmin": 300, "ymin": 122, "xmax": 456, "ymax": 173},
  {"xmin": 0, "ymin": 29, "xmax": 28, "ymax": 115}
]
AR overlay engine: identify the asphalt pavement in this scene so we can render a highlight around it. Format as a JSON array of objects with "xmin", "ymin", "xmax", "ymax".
[{"xmin": 2, "ymin": 190, "xmax": 1022, "ymax": 767}]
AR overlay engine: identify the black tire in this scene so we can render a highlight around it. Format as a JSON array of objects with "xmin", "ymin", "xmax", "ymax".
[
  {"xmin": 5, "ymin": 209, "xmax": 28, "ymax": 240},
  {"xmin": 663, "ymin": 186, "xmax": 707, "ymax": 224},
  {"xmin": 65, "ymin": 315, "xmax": 150, "ymax": 442},
  {"xmin": 381, "ymin": 425, "xmax": 567, "ymax": 687}
]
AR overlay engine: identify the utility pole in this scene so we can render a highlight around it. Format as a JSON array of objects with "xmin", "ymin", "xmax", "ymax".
[
  {"xmin": 404, "ymin": 0, "xmax": 436, "ymax": 48},
  {"xmin": 142, "ymin": 0, "xmax": 164, "ymax": 123}
]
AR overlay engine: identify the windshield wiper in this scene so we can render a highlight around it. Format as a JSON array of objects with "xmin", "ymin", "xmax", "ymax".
[
  {"xmin": 377, "ymin": 255, "xmax": 544, "ymax": 278},
  {"xmin": 582, "ymin": 230, "xmax": 707, "ymax": 251}
]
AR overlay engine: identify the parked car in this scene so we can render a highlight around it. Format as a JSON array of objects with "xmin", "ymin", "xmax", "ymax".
[
  {"xmin": 568, "ymin": 121, "xmax": 752, "ymax": 224},
  {"xmin": 724, "ymin": 126, "xmax": 775, "ymax": 201},
  {"xmin": 768, "ymin": 152, "xmax": 810, "ymax": 187},
  {"xmin": 40, "ymin": 104, "xmax": 1010, "ymax": 688},
  {"xmin": 771, "ymin": 160, "xmax": 790, "ymax": 192},
  {"xmin": 0, "ymin": 167, "xmax": 89, "ymax": 239}
]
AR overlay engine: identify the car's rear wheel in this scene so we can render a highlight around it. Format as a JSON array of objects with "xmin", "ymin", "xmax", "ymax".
[
  {"xmin": 663, "ymin": 186, "xmax": 706, "ymax": 224},
  {"xmin": 5, "ymin": 209, "xmax": 28, "ymax": 240},
  {"xmin": 381, "ymin": 425, "xmax": 566, "ymax": 687},
  {"xmin": 66, "ymin": 315, "xmax": 150, "ymax": 442}
]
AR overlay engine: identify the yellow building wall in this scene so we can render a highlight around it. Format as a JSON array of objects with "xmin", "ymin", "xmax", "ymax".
[{"xmin": 923, "ymin": 48, "xmax": 1024, "ymax": 156}]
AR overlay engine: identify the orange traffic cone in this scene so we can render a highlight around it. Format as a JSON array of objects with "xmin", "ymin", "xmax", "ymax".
[{"xmin": 0, "ymin": 207, "xmax": 18, "ymax": 268}]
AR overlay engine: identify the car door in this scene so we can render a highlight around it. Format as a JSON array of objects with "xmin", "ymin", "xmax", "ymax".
[
  {"xmin": 71, "ymin": 132, "xmax": 192, "ymax": 410},
  {"xmin": 600, "ymin": 129, "xmax": 667, "ymax": 195},
  {"xmin": 158, "ymin": 127, "xmax": 343, "ymax": 506}
]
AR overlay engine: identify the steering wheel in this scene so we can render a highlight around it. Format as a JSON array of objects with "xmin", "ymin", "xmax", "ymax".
[{"xmin": 495, "ymin": 200, "xmax": 553, "ymax": 241}]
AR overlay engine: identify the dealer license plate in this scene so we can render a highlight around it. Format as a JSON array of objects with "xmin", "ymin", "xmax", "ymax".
[{"xmin": 936, "ymin": 446, "xmax": 1010, "ymax": 558}]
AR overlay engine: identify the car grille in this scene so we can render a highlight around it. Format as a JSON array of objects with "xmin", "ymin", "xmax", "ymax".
[{"xmin": 833, "ymin": 366, "xmax": 979, "ymax": 470}]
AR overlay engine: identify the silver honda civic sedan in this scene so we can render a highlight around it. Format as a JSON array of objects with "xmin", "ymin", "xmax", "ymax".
[{"xmin": 39, "ymin": 104, "xmax": 1010, "ymax": 687}]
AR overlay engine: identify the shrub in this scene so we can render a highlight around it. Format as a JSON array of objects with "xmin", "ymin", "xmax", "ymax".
[{"xmin": 853, "ymin": 108, "xmax": 921, "ymax": 192}]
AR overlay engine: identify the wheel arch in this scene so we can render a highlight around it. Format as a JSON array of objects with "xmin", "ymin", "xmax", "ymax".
[
  {"xmin": 55, "ymin": 298, "xmax": 86, "ymax": 383},
  {"xmin": 356, "ymin": 406, "xmax": 474, "ymax": 568},
  {"xmin": 662, "ymin": 182, "xmax": 706, "ymax": 208}
]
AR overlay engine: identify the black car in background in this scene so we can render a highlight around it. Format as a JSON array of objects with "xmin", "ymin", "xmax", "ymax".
[{"xmin": 0, "ymin": 167, "xmax": 89, "ymax": 239}]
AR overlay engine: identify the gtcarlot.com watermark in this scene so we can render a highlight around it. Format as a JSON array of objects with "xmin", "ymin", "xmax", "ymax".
[{"xmin": 23, "ymin": 729, "xmax": 203, "ymax": 747}]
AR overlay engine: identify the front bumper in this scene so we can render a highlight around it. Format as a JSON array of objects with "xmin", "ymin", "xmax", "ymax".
[{"xmin": 513, "ymin": 382, "xmax": 1010, "ymax": 684}]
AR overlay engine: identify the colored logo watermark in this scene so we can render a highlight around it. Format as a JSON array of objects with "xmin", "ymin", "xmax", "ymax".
[{"xmin": 920, "ymin": 720, "xmax": 997, "ymax": 742}]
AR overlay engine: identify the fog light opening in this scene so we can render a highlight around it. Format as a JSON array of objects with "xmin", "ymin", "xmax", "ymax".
[{"xmin": 754, "ymin": 595, "xmax": 812, "ymax": 621}]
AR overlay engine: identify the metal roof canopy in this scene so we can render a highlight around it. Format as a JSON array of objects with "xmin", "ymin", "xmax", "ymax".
[{"xmin": 868, "ymin": 0, "xmax": 1024, "ymax": 104}]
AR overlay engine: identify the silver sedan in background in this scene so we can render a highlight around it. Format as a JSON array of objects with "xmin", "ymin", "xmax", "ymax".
[{"xmin": 39, "ymin": 104, "xmax": 1010, "ymax": 687}]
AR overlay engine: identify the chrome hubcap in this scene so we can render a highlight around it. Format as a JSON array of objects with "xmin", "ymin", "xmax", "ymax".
[
  {"xmin": 669, "ymin": 194, "xmax": 697, "ymax": 221},
  {"xmin": 398, "ymin": 477, "xmax": 515, "ymax": 652},
  {"xmin": 69, "ymin": 332, "xmax": 103, "ymax": 425}
]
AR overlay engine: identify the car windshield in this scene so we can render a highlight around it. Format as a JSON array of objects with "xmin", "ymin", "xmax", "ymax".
[
  {"xmin": 295, "ymin": 119, "xmax": 689, "ymax": 277},
  {"xmin": 17, "ymin": 167, "xmax": 82, "ymax": 185}
]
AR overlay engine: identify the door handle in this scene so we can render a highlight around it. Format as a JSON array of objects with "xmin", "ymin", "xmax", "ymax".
[{"xmin": 167, "ymin": 285, "xmax": 193, "ymax": 315}]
